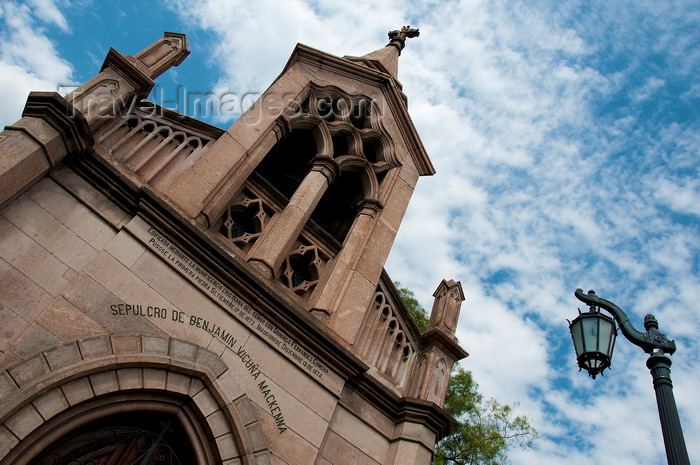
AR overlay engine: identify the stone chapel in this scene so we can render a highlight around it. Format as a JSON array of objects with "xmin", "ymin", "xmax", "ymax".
[{"xmin": 0, "ymin": 29, "xmax": 468, "ymax": 465}]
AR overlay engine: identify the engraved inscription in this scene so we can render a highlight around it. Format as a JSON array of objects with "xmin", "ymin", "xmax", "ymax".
[
  {"xmin": 110, "ymin": 301, "xmax": 287, "ymax": 433},
  {"xmin": 127, "ymin": 217, "xmax": 339, "ymax": 390}
]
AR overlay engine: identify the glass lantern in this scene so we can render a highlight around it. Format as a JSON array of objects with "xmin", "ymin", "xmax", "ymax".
[{"xmin": 569, "ymin": 309, "xmax": 617, "ymax": 379}]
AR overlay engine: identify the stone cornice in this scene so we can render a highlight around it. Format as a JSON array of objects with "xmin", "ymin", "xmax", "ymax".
[
  {"xmin": 420, "ymin": 327, "xmax": 470, "ymax": 361},
  {"xmin": 345, "ymin": 372, "xmax": 452, "ymax": 440},
  {"xmin": 21, "ymin": 91, "xmax": 94, "ymax": 156}
]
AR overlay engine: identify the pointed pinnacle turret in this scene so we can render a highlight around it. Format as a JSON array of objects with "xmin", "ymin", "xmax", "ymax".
[{"xmin": 347, "ymin": 26, "xmax": 420, "ymax": 78}]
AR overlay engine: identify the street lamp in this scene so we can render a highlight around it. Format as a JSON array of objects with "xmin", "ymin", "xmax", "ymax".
[{"xmin": 569, "ymin": 289, "xmax": 690, "ymax": 465}]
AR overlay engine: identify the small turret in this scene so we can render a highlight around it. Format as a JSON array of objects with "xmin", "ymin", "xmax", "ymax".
[{"xmin": 411, "ymin": 279, "xmax": 468, "ymax": 406}]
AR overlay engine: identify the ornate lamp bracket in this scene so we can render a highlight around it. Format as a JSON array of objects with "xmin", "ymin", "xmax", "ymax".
[{"xmin": 574, "ymin": 288, "xmax": 676, "ymax": 355}]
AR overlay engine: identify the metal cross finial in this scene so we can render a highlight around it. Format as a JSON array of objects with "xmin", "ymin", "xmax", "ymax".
[{"xmin": 388, "ymin": 26, "xmax": 420, "ymax": 51}]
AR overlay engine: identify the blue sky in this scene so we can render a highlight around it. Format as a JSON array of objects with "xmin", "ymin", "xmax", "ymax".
[{"xmin": 1, "ymin": 1, "xmax": 699, "ymax": 464}]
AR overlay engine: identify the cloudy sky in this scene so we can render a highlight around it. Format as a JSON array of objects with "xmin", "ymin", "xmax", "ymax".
[{"xmin": 1, "ymin": 0, "xmax": 698, "ymax": 463}]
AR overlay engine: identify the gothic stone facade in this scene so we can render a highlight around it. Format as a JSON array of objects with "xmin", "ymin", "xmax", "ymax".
[{"xmin": 0, "ymin": 32, "xmax": 467, "ymax": 465}]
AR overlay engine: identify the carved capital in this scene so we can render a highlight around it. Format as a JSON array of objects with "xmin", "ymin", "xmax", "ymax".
[
  {"xmin": 356, "ymin": 198, "xmax": 383, "ymax": 218},
  {"xmin": 310, "ymin": 156, "xmax": 341, "ymax": 184}
]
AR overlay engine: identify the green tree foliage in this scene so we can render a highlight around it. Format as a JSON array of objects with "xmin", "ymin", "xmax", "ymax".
[
  {"xmin": 395, "ymin": 282, "xmax": 429, "ymax": 333},
  {"xmin": 434, "ymin": 365, "xmax": 537, "ymax": 465},
  {"xmin": 394, "ymin": 282, "xmax": 537, "ymax": 465}
]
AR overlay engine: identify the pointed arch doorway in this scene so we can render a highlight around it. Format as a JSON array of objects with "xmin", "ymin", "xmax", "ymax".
[
  {"xmin": 14, "ymin": 394, "xmax": 222, "ymax": 465},
  {"xmin": 29, "ymin": 410, "xmax": 194, "ymax": 465}
]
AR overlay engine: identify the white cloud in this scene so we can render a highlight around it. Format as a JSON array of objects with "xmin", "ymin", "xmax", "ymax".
[
  {"xmin": 0, "ymin": 0, "xmax": 73, "ymax": 128},
  {"xmin": 653, "ymin": 178, "xmax": 700, "ymax": 217},
  {"xmin": 0, "ymin": 62, "xmax": 63, "ymax": 127},
  {"xmin": 165, "ymin": 0, "xmax": 406, "ymax": 106},
  {"xmin": 631, "ymin": 76, "xmax": 666, "ymax": 102},
  {"xmin": 26, "ymin": 0, "xmax": 70, "ymax": 32}
]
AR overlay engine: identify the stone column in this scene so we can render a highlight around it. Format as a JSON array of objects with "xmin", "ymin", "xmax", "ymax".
[
  {"xmin": 312, "ymin": 199, "xmax": 381, "ymax": 329},
  {"xmin": 248, "ymin": 157, "xmax": 339, "ymax": 277}
]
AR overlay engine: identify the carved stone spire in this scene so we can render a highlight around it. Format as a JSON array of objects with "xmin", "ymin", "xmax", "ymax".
[
  {"xmin": 132, "ymin": 31, "xmax": 190, "ymax": 80},
  {"xmin": 387, "ymin": 26, "xmax": 420, "ymax": 54},
  {"xmin": 410, "ymin": 279, "xmax": 468, "ymax": 406},
  {"xmin": 345, "ymin": 26, "xmax": 420, "ymax": 79},
  {"xmin": 66, "ymin": 32, "xmax": 190, "ymax": 128},
  {"xmin": 428, "ymin": 279, "xmax": 464, "ymax": 337}
]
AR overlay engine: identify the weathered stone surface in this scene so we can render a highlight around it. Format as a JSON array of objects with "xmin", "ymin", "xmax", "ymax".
[
  {"xmin": 8, "ymin": 355, "xmax": 48, "ymax": 387},
  {"xmin": 78, "ymin": 334, "xmax": 113, "ymax": 360},
  {"xmin": 3, "ymin": 194, "xmax": 98, "ymax": 272},
  {"xmin": 51, "ymin": 168, "xmax": 130, "ymax": 228},
  {"xmin": 169, "ymin": 338, "xmax": 198, "ymax": 362},
  {"xmin": 89, "ymin": 370, "xmax": 119, "ymax": 396},
  {"xmin": 206, "ymin": 409, "xmax": 231, "ymax": 438},
  {"xmin": 0, "ymin": 425, "xmax": 20, "ymax": 460},
  {"xmin": 215, "ymin": 433, "xmax": 240, "ymax": 461},
  {"xmin": 317, "ymin": 429, "xmax": 380, "ymax": 465},
  {"xmin": 0, "ymin": 216, "xmax": 73, "ymax": 295},
  {"xmin": 61, "ymin": 377, "xmax": 94, "ymax": 406},
  {"xmin": 142, "ymin": 335, "xmax": 169, "ymax": 355},
  {"xmin": 11, "ymin": 324, "xmax": 62, "ymax": 360},
  {"xmin": 32, "ymin": 388, "xmax": 69, "ymax": 421},
  {"xmin": 103, "ymin": 230, "xmax": 145, "ymax": 268},
  {"xmin": 43, "ymin": 342, "xmax": 82, "ymax": 371},
  {"xmin": 4, "ymin": 404, "xmax": 43, "ymax": 440},
  {"xmin": 193, "ymin": 387, "xmax": 219, "ymax": 417},
  {"xmin": 116, "ymin": 367, "xmax": 142, "ymax": 390},
  {"xmin": 142, "ymin": 367, "xmax": 167, "ymax": 390},
  {"xmin": 165, "ymin": 371, "xmax": 191, "ymax": 395},
  {"xmin": 195, "ymin": 347, "xmax": 229, "ymax": 379},
  {"xmin": 0, "ymin": 128, "xmax": 52, "ymax": 209},
  {"xmin": 37, "ymin": 298, "xmax": 105, "ymax": 343},
  {"xmin": 0, "ymin": 258, "xmax": 54, "ymax": 322},
  {"xmin": 25, "ymin": 178, "xmax": 116, "ymax": 250},
  {"xmin": 0, "ymin": 303, "xmax": 30, "ymax": 363},
  {"xmin": 111, "ymin": 335, "xmax": 141, "ymax": 354},
  {"xmin": 0, "ymin": 372, "xmax": 18, "ymax": 402}
]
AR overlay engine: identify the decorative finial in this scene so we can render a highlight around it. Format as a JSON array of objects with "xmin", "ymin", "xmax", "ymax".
[{"xmin": 388, "ymin": 26, "xmax": 420, "ymax": 53}]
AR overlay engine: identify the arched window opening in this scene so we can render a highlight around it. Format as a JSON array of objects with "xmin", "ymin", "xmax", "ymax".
[
  {"xmin": 316, "ymin": 97, "xmax": 335, "ymax": 122},
  {"xmin": 332, "ymin": 135, "xmax": 348, "ymax": 157},
  {"xmin": 310, "ymin": 170, "xmax": 363, "ymax": 243},
  {"xmin": 254, "ymin": 130, "xmax": 317, "ymax": 199},
  {"xmin": 362, "ymin": 140, "xmax": 378, "ymax": 163},
  {"xmin": 402, "ymin": 345, "xmax": 411, "ymax": 362},
  {"xmin": 349, "ymin": 99, "xmax": 371, "ymax": 130},
  {"xmin": 28, "ymin": 411, "xmax": 197, "ymax": 465}
]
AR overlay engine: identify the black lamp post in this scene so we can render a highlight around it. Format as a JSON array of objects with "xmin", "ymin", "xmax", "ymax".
[{"xmin": 569, "ymin": 289, "xmax": 690, "ymax": 465}]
